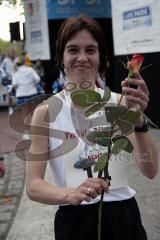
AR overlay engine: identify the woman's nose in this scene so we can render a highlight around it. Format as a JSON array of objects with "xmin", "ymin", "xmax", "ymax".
[{"xmin": 77, "ymin": 51, "xmax": 88, "ymax": 62}]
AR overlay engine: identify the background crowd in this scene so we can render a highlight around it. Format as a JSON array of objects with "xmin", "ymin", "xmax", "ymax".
[{"xmin": 0, "ymin": 48, "xmax": 61, "ymax": 178}]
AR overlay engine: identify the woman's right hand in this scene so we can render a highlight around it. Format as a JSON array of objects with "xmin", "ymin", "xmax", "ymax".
[{"xmin": 66, "ymin": 178, "xmax": 109, "ymax": 205}]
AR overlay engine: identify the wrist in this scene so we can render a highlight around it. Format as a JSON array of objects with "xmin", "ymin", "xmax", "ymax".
[
  {"xmin": 135, "ymin": 115, "xmax": 144, "ymax": 127},
  {"xmin": 64, "ymin": 188, "xmax": 76, "ymax": 205},
  {"xmin": 134, "ymin": 118, "xmax": 149, "ymax": 133}
]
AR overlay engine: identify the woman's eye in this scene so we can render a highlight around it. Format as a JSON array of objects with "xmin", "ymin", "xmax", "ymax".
[
  {"xmin": 87, "ymin": 49, "xmax": 96, "ymax": 54},
  {"xmin": 68, "ymin": 48, "xmax": 77, "ymax": 54}
]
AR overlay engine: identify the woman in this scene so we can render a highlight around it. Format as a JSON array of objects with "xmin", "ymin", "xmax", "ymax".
[{"xmin": 26, "ymin": 16, "xmax": 158, "ymax": 240}]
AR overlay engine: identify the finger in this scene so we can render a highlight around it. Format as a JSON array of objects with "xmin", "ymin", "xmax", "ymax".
[
  {"xmin": 82, "ymin": 178, "xmax": 108, "ymax": 194},
  {"xmin": 77, "ymin": 193, "xmax": 92, "ymax": 204},
  {"xmin": 90, "ymin": 188, "xmax": 98, "ymax": 198},
  {"xmin": 122, "ymin": 87, "xmax": 149, "ymax": 102},
  {"xmin": 87, "ymin": 182, "xmax": 102, "ymax": 194},
  {"xmin": 87, "ymin": 179, "xmax": 109, "ymax": 193},
  {"xmin": 138, "ymin": 83, "xmax": 150, "ymax": 97},
  {"xmin": 133, "ymin": 71, "xmax": 143, "ymax": 80},
  {"xmin": 84, "ymin": 195, "xmax": 92, "ymax": 202},
  {"xmin": 137, "ymin": 79, "xmax": 150, "ymax": 97},
  {"xmin": 87, "ymin": 187, "xmax": 98, "ymax": 199},
  {"xmin": 87, "ymin": 178, "xmax": 107, "ymax": 185},
  {"xmin": 138, "ymin": 91, "xmax": 149, "ymax": 102},
  {"xmin": 79, "ymin": 186, "xmax": 97, "ymax": 199},
  {"xmin": 126, "ymin": 79, "xmax": 149, "ymax": 96},
  {"xmin": 94, "ymin": 178, "xmax": 109, "ymax": 191},
  {"xmin": 100, "ymin": 179, "xmax": 109, "ymax": 192},
  {"xmin": 121, "ymin": 78, "xmax": 129, "ymax": 87},
  {"xmin": 125, "ymin": 95, "xmax": 148, "ymax": 111}
]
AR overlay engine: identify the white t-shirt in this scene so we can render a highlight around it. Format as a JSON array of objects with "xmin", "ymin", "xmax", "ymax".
[{"xmin": 12, "ymin": 65, "xmax": 40, "ymax": 97}]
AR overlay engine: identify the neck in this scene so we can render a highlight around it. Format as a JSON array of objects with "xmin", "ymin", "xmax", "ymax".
[{"xmin": 64, "ymin": 80, "xmax": 96, "ymax": 93}]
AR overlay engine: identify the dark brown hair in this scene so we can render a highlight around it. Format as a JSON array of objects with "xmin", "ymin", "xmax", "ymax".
[{"xmin": 55, "ymin": 16, "xmax": 108, "ymax": 79}]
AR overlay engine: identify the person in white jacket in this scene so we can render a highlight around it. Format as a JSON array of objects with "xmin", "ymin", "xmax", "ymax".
[
  {"xmin": 12, "ymin": 57, "xmax": 40, "ymax": 139},
  {"xmin": 0, "ymin": 49, "xmax": 16, "ymax": 77}
]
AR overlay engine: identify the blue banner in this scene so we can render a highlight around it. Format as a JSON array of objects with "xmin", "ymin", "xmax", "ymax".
[{"xmin": 46, "ymin": 0, "xmax": 111, "ymax": 19}]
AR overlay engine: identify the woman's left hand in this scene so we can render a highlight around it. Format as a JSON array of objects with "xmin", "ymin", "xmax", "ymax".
[{"xmin": 121, "ymin": 72, "xmax": 150, "ymax": 113}]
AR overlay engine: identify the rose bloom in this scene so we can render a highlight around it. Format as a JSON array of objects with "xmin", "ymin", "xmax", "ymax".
[{"xmin": 128, "ymin": 54, "xmax": 144, "ymax": 72}]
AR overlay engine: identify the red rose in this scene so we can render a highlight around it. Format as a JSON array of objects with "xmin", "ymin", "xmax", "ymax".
[{"xmin": 128, "ymin": 54, "xmax": 144, "ymax": 72}]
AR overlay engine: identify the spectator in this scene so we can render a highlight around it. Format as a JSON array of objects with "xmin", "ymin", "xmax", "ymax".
[
  {"xmin": 34, "ymin": 59, "xmax": 45, "ymax": 81},
  {"xmin": 33, "ymin": 59, "xmax": 45, "ymax": 94},
  {"xmin": 12, "ymin": 56, "xmax": 40, "ymax": 139},
  {"xmin": 0, "ymin": 48, "xmax": 16, "ymax": 77}
]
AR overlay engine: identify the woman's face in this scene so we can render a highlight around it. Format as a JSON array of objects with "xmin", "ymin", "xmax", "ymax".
[{"xmin": 63, "ymin": 29, "xmax": 99, "ymax": 85}]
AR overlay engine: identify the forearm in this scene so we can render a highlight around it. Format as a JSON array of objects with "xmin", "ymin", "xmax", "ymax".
[
  {"xmin": 26, "ymin": 177, "xmax": 108, "ymax": 206},
  {"xmin": 26, "ymin": 178, "xmax": 75, "ymax": 205},
  {"xmin": 133, "ymin": 131, "xmax": 158, "ymax": 179}
]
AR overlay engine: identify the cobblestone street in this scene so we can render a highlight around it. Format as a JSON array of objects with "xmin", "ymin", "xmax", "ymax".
[{"xmin": 0, "ymin": 153, "xmax": 25, "ymax": 239}]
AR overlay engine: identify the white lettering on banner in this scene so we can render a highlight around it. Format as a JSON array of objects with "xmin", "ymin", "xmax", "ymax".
[
  {"xmin": 56, "ymin": 3, "xmax": 103, "ymax": 14},
  {"xmin": 57, "ymin": 0, "xmax": 102, "ymax": 6},
  {"xmin": 86, "ymin": 0, "xmax": 101, "ymax": 5},
  {"xmin": 123, "ymin": 7, "xmax": 150, "ymax": 20},
  {"xmin": 58, "ymin": 0, "xmax": 76, "ymax": 5},
  {"xmin": 56, "ymin": 7, "xmax": 79, "ymax": 13}
]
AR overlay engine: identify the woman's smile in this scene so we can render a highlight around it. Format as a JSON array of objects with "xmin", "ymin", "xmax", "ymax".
[{"xmin": 74, "ymin": 65, "xmax": 90, "ymax": 70}]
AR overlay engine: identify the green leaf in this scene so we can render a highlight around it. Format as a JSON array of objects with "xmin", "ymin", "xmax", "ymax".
[
  {"xmin": 121, "ymin": 110, "xmax": 139, "ymax": 125},
  {"xmin": 101, "ymin": 86, "xmax": 111, "ymax": 103},
  {"xmin": 95, "ymin": 137, "xmax": 110, "ymax": 147},
  {"xmin": 105, "ymin": 105, "xmax": 128, "ymax": 122},
  {"xmin": 117, "ymin": 119, "xmax": 134, "ymax": 135},
  {"xmin": 86, "ymin": 131, "xmax": 111, "ymax": 147},
  {"xmin": 71, "ymin": 90, "xmax": 101, "ymax": 107},
  {"xmin": 112, "ymin": 136, "xmax": 133, "ymax": 153},
  {"xmin": 85, "ymin": 103, "xmax": 102, "ymax": 117},
  {"xmin": 123, "ymin": 139, "xmax": 134, "ymax": 153},
  {"xmin": 139, "ymin": 111, "xmax": 159, "ymax": 128},
  {"xmin": 94, "ymin": 154, "xmax": 108, "ymax": 172},
  {"xmin": 111, "ymin": 137, "xmax": 128, "ymax": 155}
]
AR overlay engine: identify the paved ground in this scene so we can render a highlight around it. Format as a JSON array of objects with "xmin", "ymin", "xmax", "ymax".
[
  {"xmin": 128, "ymin": 129, "xmax": 160, "ymax": 240},
  {"xmin": 6, "ymin": 164, "xmax": 55, "ymax": 240},
  {"xmin": 0, "ymin": 153, "xmax": 25, "ymax": 239},
  {"xmin": 0, "ymin": 107, "xmax": 22, "ymax": 154},
  {"xmin": 0, "ymin": 107, "xmax": 160, "ymax": 240}
]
